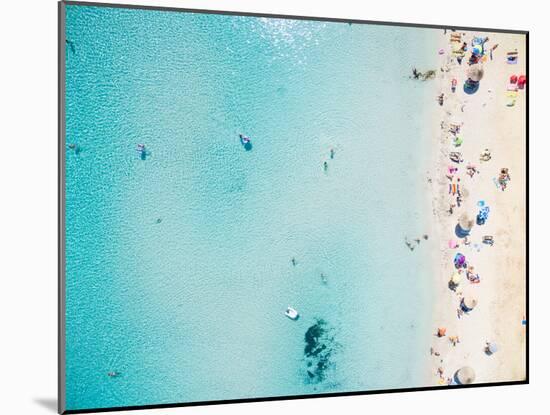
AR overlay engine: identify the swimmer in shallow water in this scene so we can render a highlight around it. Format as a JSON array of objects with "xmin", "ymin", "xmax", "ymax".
[{"xmin": 68, "ymin": 143, "xmax": 81, "ymax": 155}]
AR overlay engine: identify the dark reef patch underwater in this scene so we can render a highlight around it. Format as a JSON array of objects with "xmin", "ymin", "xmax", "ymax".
[{"xmin": 303, "ymin": 319, "xmax": 340, "ymax": 384}]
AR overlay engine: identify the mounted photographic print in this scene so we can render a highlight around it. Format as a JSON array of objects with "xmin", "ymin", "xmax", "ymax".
[{"xmin": 59, "ymin": 1, "xmax": 528, "ymax": 413}]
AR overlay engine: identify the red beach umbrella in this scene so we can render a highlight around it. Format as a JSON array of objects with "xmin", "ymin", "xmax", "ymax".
[{"xmin": 509, "ymin": 74, "xmax": 518, "ymax": 84}]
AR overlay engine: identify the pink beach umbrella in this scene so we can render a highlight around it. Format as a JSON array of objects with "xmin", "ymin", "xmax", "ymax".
[{"xmin": 448, "ymin": 239, "xmax": 459, "ymax": 249}]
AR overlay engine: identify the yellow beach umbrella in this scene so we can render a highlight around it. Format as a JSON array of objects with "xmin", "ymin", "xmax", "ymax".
[{"xmin": 451, "ymin": 272, "xmax": 462, "ymax": 285}]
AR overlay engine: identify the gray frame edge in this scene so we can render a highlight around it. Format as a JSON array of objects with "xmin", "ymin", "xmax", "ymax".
[{"xmin": 58, "ymin": 1, "xmax": 67, "ymax": 414}]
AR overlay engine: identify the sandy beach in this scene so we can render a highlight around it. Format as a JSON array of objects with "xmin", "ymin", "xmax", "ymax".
[{"xmin": 424, "ymin": 30, "xmax": 527, "ymax": 386}]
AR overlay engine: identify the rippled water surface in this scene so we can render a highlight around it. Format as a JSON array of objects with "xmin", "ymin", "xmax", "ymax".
[{"xmin": 65, "ymin": 5, "xmax": 438, "ymax": 410}]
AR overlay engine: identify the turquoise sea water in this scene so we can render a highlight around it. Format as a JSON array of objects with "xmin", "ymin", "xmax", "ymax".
[{"xmin": 65, "ymin": 5, "xmax": 439, "ymax": 411}]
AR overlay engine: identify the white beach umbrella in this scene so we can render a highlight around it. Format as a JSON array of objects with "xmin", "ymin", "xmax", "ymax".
[
  {"xmin": 458, "ymin": 213, "xmax": 474, "ymax": 231},
  {"xmin": 467, "ymin": 64, "xmax": 484, "ymax": 82},
  {"xmin": 456, "ymin": 366, "xmax": 476, "ymax": 384},
  {"xmin": 462, "ymin": 295, "xmax": 478, "ymax": 311}
]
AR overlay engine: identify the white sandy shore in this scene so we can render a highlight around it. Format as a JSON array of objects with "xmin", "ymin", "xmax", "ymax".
[{"xmin": 423, "ymin": 29, "xmax": 527, "ymax": 386}]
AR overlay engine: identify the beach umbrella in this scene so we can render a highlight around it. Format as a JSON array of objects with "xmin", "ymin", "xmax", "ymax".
[
  {"xmin": 486, "ymin": 342, "xmax": 498, "ymax": 354},
  {"xmin": 455, "ymin": 366, "xmax": 476, "ymax": 385},
  {"xmin": 448, "ymin": 239, "xmax": 458, "ymax": 249},
  {"xmin": 461, "ymin": 295, "xmax": 478, "ymax": 311},
  {"xmin": 467, "ymin": 64, "xmax": 484, "ymax": 82},
  {"xmin": 463, "ymin": 79, "xmax": 480, "ymax": 95},
  {"xmin": 472, "ymin": 44, "xmax": 483, "ymax": 56},
  {"xmin": 454, "ymin": 253, "xmax": 466, "ymax": 268},
  {"xmin": 451, "ymin": 272, "xmax": 462, "ymax": 285},
  {"xmin": 453, "ymin": 136, "xmax": 463, "ymax": 146},
  {"xmin": 510, "ymin": 74, "xmax": 518, "ymax": 84},
  {"xmin": 458, "ymin": 213, "xmax": 474, "ymax": 231}
]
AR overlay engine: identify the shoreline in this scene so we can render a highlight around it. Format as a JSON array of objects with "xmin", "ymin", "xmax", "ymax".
[{"xmin": 424, "ymin": 29, "xmax": 527, "ymax": 387}]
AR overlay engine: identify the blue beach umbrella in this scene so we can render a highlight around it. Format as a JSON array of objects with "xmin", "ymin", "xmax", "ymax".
[
  {"xmin": 463, "ymin": 79, "xmax": 480, "ymax": 95},
  {"xmin": 486, "ymin": 342, "xmax": 498, "ymax": 355}
]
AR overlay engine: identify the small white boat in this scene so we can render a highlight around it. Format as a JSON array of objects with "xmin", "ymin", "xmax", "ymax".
[{"xmin": 285, "ymin": 306, "xmax": 299, "ymax": 320}]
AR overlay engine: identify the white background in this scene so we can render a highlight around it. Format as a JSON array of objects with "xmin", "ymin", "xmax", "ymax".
[{"xmin": 0, "ymin": 0, "xmax": 544, "ymax": 414}]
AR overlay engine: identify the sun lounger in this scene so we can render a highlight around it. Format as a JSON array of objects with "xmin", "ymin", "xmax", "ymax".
[
  {"xmin": 506, "ymin": 90, "xmax": 518, "ymax": 107},
  {"xmin": 507, "ymin": 51, "xmax": 518, "ymax": 64},
  {"xmin": 450, "ymin": 33, "xmax": 462, "ymax": 42}
]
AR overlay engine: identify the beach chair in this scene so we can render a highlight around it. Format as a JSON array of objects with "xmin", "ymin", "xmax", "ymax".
[
  {"xmin": 507, "ymin": 50, "xmax": 519, "ymax": 64},
  {"xmin": 450, "ymin": 33, "xmax": 462, "ymax": 43}
]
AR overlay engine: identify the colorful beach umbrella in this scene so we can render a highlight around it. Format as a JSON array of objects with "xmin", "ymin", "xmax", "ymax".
[
  {"xmin": 472, "ymin": 44, "xmax": 483, "ymax": 56},
  {"xmin": 454, "ymin": 253, "xmax": 466, "ymax": 267},
  {"xmin": 456, "ymin": 366, "xmax": 476, "ymax": 385}
]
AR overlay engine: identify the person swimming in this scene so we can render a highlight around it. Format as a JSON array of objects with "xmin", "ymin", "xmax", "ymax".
[
  {"xmin": 65, "ymin": 38, "xmax": 76, "ymax": 53},
  {"xmin": 68, "ymin": 143, "xmax": 81, "ymax": 155},
  {"xmin": 136, "ymin": 144, "xmax": 148, "ymax": 160},
  {"xmin": 239, "ymin": 134, "xmax": 251, "ymax": 144}
]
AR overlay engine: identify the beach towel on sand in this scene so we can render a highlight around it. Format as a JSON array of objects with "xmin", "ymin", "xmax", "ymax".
[{"xmin": 506, "ymin": 90, "xmax": 518, "ymax": 107}]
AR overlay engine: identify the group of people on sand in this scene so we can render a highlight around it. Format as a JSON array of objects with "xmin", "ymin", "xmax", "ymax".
[
  {"xmin": 432, "ymin": 328, "xmax": 461, "ymax": 385},
  {"xmin": 429, "ymin": 29, "xmax": 516, "ymax": 386}
]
